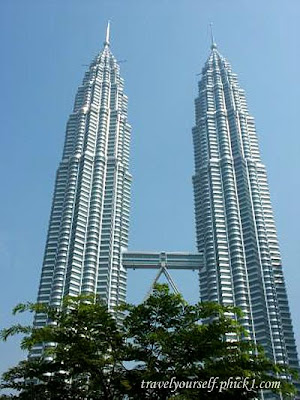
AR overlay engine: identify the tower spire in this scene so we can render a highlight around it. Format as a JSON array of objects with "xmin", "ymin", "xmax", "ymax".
[
  {"xmin": 210, "ymin": 22, "xmax": 217, "ymax": 50},
  {"xmin": 104, "ymin": 20, "xmax": 110, "ymax": 47}
]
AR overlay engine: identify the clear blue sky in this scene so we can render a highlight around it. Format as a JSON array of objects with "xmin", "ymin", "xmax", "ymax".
[{"xmin": 0, "ymin": 0, "xmax": 299, "ymax": 377}]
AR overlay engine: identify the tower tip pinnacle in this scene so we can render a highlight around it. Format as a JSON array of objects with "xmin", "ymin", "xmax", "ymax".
[
  {"xmin": 210, "ymin": 22, "xmax": 217, "ymax": 50},
  {"xmin": 104, "ymin": 20, "xmax": 110, "ymax": 46}
]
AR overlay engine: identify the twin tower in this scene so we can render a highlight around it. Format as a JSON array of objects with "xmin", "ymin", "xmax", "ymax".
[{"xmin": 33, "ymin": 23, "xmax": 299, "ymax": 384}]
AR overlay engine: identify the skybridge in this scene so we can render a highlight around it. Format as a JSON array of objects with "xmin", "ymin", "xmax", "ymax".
[{"xmin": 122, "ymin": 251, "xmax": 203, "ymax": 299}]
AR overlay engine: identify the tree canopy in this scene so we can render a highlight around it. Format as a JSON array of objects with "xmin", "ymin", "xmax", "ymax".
[{"xmin": 0, "ymin": 284, "xmax": 296, "ymax": 399}]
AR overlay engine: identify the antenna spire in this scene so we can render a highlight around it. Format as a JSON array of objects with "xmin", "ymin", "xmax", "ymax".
[
  {"xmin": 104, "ymin": 20, "xmax": 110, "ymax": 46},
  {"xmin": 210, "ymin": 22, "xmax": 217, "ymax": 50}
]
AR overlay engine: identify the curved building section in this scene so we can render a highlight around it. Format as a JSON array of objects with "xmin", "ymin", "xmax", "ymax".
[
  {"xmin": 33, "ymin": 24, "xmax": 131, "ymax": 337},
  {"xmin": 192, "ymin": 41, "xmax": 299, "ymax": 374}
]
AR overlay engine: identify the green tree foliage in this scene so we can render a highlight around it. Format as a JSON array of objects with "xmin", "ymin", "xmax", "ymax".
[
  {"xmin": 0, "ymin": 295, "xmax": 126, "ymax": 399},
  {"xmin": 0, "ymin": 285, "xmax": 296, "ymax": 399}
]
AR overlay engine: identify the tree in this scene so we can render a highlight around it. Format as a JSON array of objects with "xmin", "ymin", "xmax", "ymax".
[
  {"xmin": 121, "ymin": 285, "xmax": 296, "ymax": 399},
  {"xmin": 0, "ymin": 285, "xmax": 297, "ymax": 399},
  {"xmin": 0, "ymin": 295, "xmax": 127, "ymax": 399}
]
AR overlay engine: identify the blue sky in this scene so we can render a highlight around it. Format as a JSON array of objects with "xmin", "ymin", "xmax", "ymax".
[{"xmin": 0, "ymin": 0, "xmax": 299, "ymax": 377}]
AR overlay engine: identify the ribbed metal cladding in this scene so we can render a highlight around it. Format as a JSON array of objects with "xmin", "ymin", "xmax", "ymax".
[
  {"xmin": 33, "ymin": 31, "xmax": 131, "ymax": 341},
  {"xmin": 192, "ymin": 43, "xmax": 299, "ymax": 375}
]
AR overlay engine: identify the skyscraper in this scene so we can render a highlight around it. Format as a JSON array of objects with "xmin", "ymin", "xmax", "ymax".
[
  {"xmin": 192, "ymin": 33, "xmax": 299, "ymax": 380},
  {"xmin": 30, "ymin": 18, "xmax": 298, "ymax": 397},
  {"xmin": 33, "ymin": 23, "xmax": 131, "ymax": 335}
]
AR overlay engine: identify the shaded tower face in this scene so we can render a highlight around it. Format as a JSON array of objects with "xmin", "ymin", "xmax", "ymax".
[
  {"xmin": 192, "ymin": 43, "xmax": 299, "ymax": 370},
  {"xmin": 35, "ymin": 25, "xmax": 131, "ymax": 327}
]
